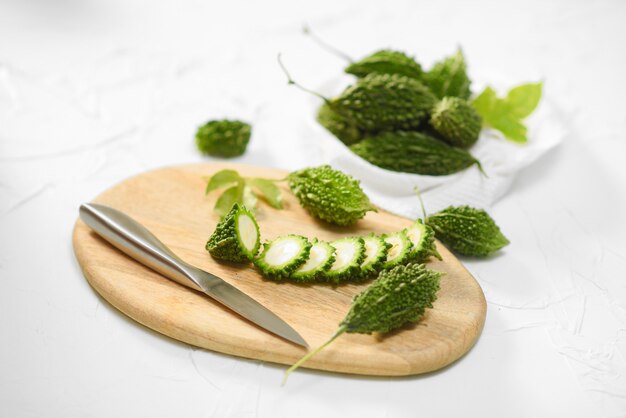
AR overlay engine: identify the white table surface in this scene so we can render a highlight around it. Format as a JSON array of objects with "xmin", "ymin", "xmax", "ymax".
[{"xmin": 2, "ymin": 1, "xmax": 625, "ymax": 417}]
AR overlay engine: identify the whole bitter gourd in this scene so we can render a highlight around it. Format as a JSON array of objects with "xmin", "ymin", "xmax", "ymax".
[
  {"xmin": 430, "ymin": 97, "xmax": 482, "ymax": 149},
  {"xmin": 350, "ymin": 131, "xmax": 483, "ymax": 176},
  {"xmin": 345, "ymin": 50, "xmax": 424, "ymax": 80},
  {"xmin": 317, "ymin": 103, "xmax": 362, "ymax": 146},
  {"xmin": 195, "ymin": 119, "xmax": 251, "ymax": 158},
  {"xmin": 424, "ymin": 48, "xmax": 472, "ymax": 100},
  {"xmin": 284, "ymin": 263, "xmax": 441, "ymax": 382},
  {"xmin": 330, "ymin": 73, "xmax": 437, "ymax": 132},
  {"xmin": 287, "ymin": 165, "xmax": 376, "ymax": 226},
  {"xmin": 426, "ymin": 206, "xmax": 509, "ymax": 256}
]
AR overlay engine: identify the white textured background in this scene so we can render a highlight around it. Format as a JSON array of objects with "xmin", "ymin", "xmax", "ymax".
[{"xmin": 1, "ymin": 1, "xmax": 626, "ymax": 417}]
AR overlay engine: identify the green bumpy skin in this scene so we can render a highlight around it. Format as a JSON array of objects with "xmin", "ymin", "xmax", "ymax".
[
  {"xmin": 359, "ymin": 234, "xmax": 391, "ymax": 278},
  {"xmin": 317, "ymin": 103, "xmax": 362, "ymax": 146},
  {"xmin": 345, "ymin": 50, "xmax": 424, "ymax": 80},
  {"xmin": 255, "ymin": 235, "xmax": 312, "ymax": 279},
  {"xmin": 342, "ymin": 263, "xmax": 441, "ymax": 334},
  {"xmin": 350, "ymin": 131, "xmax": 482, "ymax": 176},
  {"xmin": 206, "ymin": 204, "xmax": 260, "ymax": 262},
  {"xmin": 195, "ymin": 119, "xmax": 251, "ymax": 158},
  {"xmin": 430, "ymin": 97, "xmax": 482, "ymax": 149},
  {"xmin": 382, "ymin": 230, "xmax": 413, "ymax": 269},
  {"xmin": 287, "ymin": 165, "xmax": 376, "ymax": 226},
  {"xmin": 330, "ymin": 73, "xmax": 437, "ymax": 132},
  {"xmin": 426, "ymin": 206, "xmax": 510, "ymax": 257},
  {"xmin": 424, "ymin": 49, "xmax": 472, "ymax": 100},
  {"xmin": 291, "ymin": 239, "xmax": 336, "ymax": 282},
  {"xmin": 323, "ymin": 237, "xmax": 366, "ymax": 283},
  {"xmin": 405, "ymin": 219, "xmax": 441, "ymax": 262}
]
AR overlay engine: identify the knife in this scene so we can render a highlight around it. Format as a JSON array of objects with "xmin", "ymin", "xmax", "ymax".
[{"xmin": 79, "ymin": 203, "xmax": 308, "ymax": 347}]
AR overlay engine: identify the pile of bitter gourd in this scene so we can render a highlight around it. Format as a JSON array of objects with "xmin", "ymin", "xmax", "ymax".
[{"xmin": 279, "ymin": 49, "xmax": 485, "ymax": 176}]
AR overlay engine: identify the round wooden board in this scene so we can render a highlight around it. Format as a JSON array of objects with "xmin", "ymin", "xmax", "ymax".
[{"xmin": 72, "ymin": 163, "xmax": 486, "ymax": 376}]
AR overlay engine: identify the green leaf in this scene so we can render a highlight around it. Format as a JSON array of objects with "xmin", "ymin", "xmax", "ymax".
[
  {"xmin": 471, "ymin": 86, "xmax": 497, "ymax": 119},
  {"xmin": 472, "ymin": 82, "xmax": 542, "ymax": 144},
  {"xmin": 246, "ymin": 178, "xmax": 283, "ymax": 209},
  {"xmin": 214, "ymin": 184, "xmax": 243, "ymax": 218},
  {"xmin": 505, "ymin": 82, "xmax": 543, "ymax": 119},
  {"xmin": 491, "ymin": 114, "xmax": 528, "ymax": 143},
  {"xmin": 242, "ymin": 185, "xmax": 258, "ymax": 211},
  {"xmin": 205, "ymin": 169, "xmax": 242, "ymax": 195}
]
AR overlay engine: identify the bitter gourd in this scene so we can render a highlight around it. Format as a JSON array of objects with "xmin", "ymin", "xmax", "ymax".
[
  {"xmin": 255, "ymin": 235, "xmax": 311, "ymax": 279},
  {"xmin": 426, "ymin": 206, "xmax": 509, "ymax": 257},
  {"xmin": 345, "ymin": 50, "xmax": 423, "ymax": 80},
  {"xmin": 331, "ymin": 73, "xmax": 437, "ymax": 131},
  {"xmin": 323, "ymin": 237, "xmax": 366, "ymax": 283},
  {"xmin": 424, "ymin": 48, "xmax": 471, "ymax": 100},
  {"xmin": 382, "ymin": 230, "xmax": 413, "ymax": 269},
  {"xmin": 350, "ymin": 131, "xmax": 483, "ymax": 176},
  {"xmin": 195, "ymin": 119, "xmax": 251, "ymax": 158},
  {"xmin": 206, "ymin": 204, "xmax": 260, "ymax": 262},
  {"xmin": 317, "ymin": 103, "xmax": 362, "ymax": 146},
  {"xmin": 430, "ymin": 97, "xmax": 482, "ymax": 149},
  {"xmin": 359, "ymin": 234, "xmax": 391, "ymax": 277},
  {"xmin": 405, "ymin": 219, "xmax": 441, "ymax": 262},
  {"xmin": 284, "ymin": 263, "xmax": 441, "ymax": 382},
  {"xmin": 291, "ymin": 239, "xmax": 336, "ymax": 282},
  {"xmin": 287, "ymin": 165, "xmax": 376, "ymax": 226}
]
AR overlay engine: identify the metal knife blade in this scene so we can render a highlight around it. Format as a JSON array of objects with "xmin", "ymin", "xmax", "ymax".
[{"xmin": 79, "ymin": 203, "xmax": 308, "ymax": 348}]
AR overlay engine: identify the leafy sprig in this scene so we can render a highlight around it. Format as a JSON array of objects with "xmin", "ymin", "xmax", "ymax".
[
  {"xmin": 472, "ymin": 82, "xmax": 543, "ymax": 144},
  {"xmin": 205, "ymin": 169, "xmax": 283, "ymax": 217}
]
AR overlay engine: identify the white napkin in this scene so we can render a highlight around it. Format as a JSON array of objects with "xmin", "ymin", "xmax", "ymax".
[{"xmin": 311, "ymin": 95, "xmax": 566, "ymax": 219}]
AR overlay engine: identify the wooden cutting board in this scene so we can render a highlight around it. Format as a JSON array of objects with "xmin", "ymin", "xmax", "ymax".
[{"xmin": 72, "ymin": 163, "xmax": 486, "ymax": 376}]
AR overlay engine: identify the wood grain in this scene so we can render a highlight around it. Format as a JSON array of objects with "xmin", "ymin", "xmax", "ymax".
[{"xmin": 72, "ymin": 163, "xmax": 486, "ymax": 376}]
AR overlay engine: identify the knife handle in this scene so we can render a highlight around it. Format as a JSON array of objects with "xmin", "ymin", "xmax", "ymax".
[{"xmin": 79, "ymin": 203, "xmax": 202, "ymax": 292}]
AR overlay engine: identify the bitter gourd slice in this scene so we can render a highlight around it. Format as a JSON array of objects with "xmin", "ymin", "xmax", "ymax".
[
  {"xmin": 359, "ymin": 234, "xmax": 391, "ymax": 277},
  {"xmin": 255, "ymin": 235, "xmax": 311, "ymax": 279},
  {"xmin": 291, "ymin": 239, "xmax": 336, "ymax": 282},
  {"xmin": 323, "ymin": 237, "xmax": 366, "ymax": 283},
  {"xmin": 405, "ymin": 219, "xmax": 441, "ymax": 262},
  {"xmin": 206, "ymin": 204, "xmax": 260, "ymax": 262},
  {"xmin": 382, "ymin": 230, "xmax": 413, "ymax": 269}
]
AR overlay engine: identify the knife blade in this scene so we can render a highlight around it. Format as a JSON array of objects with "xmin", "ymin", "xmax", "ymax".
[{"xmin": 79, "ymin": 203, "xmax": 308, "ymax": 348}]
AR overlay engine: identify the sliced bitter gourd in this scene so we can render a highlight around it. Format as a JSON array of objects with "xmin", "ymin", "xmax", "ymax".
[
  {"xmin": 382, "ymin": 230, "xmax": 413, "ymax": 269},
  {"xmin": 255, "ymin": 235, "xmax": 311, "ymax": 279},
  {"xmin": 405, "ymin": 219, "xmax": 441, "ymax": 262},
  {"xmin": 359, "ymin": 234, "xmax": 391, "ymax": 278},
  {"xmin": 291, "ymin": 239, "xmax": 336, "ymax": 282},
  {"xmin": 323, "ymin": 237, "xmax": 366, "ymax": 283},
  {"xmin": 206, "ymin": 203, "xmax": 260, "ymax": 262}
]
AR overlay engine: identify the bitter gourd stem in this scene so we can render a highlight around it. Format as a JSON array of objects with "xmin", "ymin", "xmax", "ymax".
[
  {"xmin": 302, "ymin": 24, "xmax": 354, "ymax": 63},
  {"xmin": 414, "ymin": 186, "xmax": 428, "ymax": 221},
  {"xmin": 277, "ymin": 53, "xmax": 331, "ymax": 105},
  {"xmin": 282, "ymin": 325, "xmax": 348, "ymax": 385}
]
